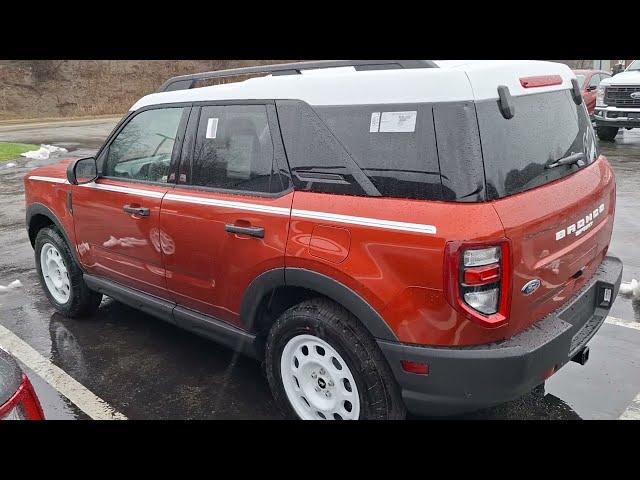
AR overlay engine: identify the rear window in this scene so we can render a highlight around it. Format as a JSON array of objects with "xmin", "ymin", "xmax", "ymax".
[{"xmin": 476, "ymin": 89, "xmax": 597, "ymax": 200}]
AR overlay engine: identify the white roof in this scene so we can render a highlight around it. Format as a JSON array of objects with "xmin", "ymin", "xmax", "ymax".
[{"xmin": 131, "ymin": 60, "xmax": 576, "ymax": 111}]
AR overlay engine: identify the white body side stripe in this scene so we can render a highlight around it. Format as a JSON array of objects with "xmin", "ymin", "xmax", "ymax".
[
  {"xmin": 28, "ymin": 175, "xmax": 68, "ymax": 184},
  {"xmin": 79, "ymin": 181, "xmax": 165, "ymax": 199},
  {"xmin": 291, "ymin": 209, "xmax": 437, "ymax": 234},
  {"xmin": 28, "ymin": 176, "xmax": 437, "ymax": 235},
  {"xmin": 163, "ymin": 192, "xmax": 291, "ymax": 216}
]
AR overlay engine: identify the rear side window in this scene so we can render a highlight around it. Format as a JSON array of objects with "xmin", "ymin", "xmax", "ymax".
[
  {"xmin": 277, "ymin": 100, "xmax": 444, "ymax": 201},
  {"xmin": 315, "ymin": 104, "xmax": 442, "ymax": 200},
  {"xmin": 476, "ymin": 89, "xmax": 597, "ymax": 200},
  {"xmin": 189, "ymin": 105, "xmax": 280, "ymax": 194},
  {"xmin": 275, "ymin": 100, "xmax": 373, "ymax": 197}
]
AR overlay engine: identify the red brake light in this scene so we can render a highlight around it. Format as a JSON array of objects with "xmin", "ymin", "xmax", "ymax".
[
  {"xmin": 519, "ymin": 75, "xmax": 563, "ymax": 88},
  {"xmin": 0, "ymin": 374, "xmax": 45, "ymax": 420},
  {"xmin": 444, "ymin": 239, "xmax": 512, "ymax": 329},
  {"xmin": 463, "ymin": 264, "xmax": 501, "ymax": 286}
]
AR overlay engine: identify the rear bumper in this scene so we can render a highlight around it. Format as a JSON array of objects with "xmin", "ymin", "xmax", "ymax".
[{"xmin": 378, "ymin": 255, "xmax": 623, "ymax": 417}]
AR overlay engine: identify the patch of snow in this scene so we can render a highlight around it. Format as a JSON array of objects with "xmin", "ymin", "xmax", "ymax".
[
  {"xmin": 0, "ymin": 279, "xmax": 23, "ymax": 293},
  {"xmin": 619, "ymin": 279, "xmax": 640, "ymax": 299},
  {"xmin": 20, "ymin": 144, "xmax": 68, "ymax": 160},
  {"xmin": 5, "ymin": 162, "xmax": 17, "ymax": 168}
]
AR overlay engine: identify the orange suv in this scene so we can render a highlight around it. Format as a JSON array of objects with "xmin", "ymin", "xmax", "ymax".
[{"xmin": 24, "ymin": 60, "xmax": 623, "ymax": 419}]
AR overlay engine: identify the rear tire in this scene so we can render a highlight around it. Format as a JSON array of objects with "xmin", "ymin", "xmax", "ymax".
[
  {"xmin": 597, "ymin": 126, "xmax": 619, "ymax": 142},
  {"xmin": 34, "ymin": 227, "xmax": 102, "ymax": 318},
  {"xmin": 265, "ymin": 298, "xmax": 406, "ymax": 420}
]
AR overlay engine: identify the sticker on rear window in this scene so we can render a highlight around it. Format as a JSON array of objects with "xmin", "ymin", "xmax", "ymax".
[
  {"xmin": 206, "ymin": 118, "xmax": 219, "ymax": 139},
  {"xmin": 369, "ymin": 112, "xmax": 381, "ymax": 133},
  {"xmin": 379, "ymin": 111, "xmax": 417, "ymax": 133}
]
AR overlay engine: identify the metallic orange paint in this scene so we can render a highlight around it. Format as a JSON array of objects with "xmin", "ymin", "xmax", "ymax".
[
  {"xmin": 159, "ymin": 187, "xmax": 293, "ymax": 325},
  {"xmin": 72, "ymin": 179, "xmax": 169, "ymax": 298}
]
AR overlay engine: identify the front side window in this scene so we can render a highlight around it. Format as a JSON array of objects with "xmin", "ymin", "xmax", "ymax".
[
  {"xmin": 104, "ymin": 107, "xmax": 185, "ymax": 183},
  {"xmin": 189, "ymin": 105, "xmax": 278, "ymax": 194},
  {"xmin": 588, "ymin": 74, "xmax": 601, "ymax": 89}
]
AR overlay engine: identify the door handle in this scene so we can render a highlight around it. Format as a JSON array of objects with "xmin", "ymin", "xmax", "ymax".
[
  {"xmin": 225, "ymin": 224, "xmax": 265, "ymax": 238},
  {"xmin": 123, "ymin": 205, "xmax": 150, "ymax": 217}
]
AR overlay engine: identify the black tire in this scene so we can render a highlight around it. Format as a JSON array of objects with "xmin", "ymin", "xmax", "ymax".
[
  {"xmin": 265, "ymin": 298, "xmax": 406, "ymax": 420},
  {"xmin": 34, "ymin": 227, "xmax": 102, "ymax": 318},
  {"xmin": 597, "ymin": 126, "xmax": 619, "ymax": 142}
]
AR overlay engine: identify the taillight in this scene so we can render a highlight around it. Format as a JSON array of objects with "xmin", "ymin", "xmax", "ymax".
[
  {"xmin": 444, "ymin": 239, "xmax": 511, "ymax": 328},
  {"xmin": 0, "ymin": 374, "xmax": 45, "ymax": 420}
]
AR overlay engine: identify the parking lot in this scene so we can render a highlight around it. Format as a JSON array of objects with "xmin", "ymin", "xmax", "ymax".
[{"xmin": 0, "ymin": 118, "xmax": 639, "ymax": 420}]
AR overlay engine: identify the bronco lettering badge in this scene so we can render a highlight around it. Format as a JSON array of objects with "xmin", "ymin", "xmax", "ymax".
[{"xmin": 556, "ymin": 203, "xmax": 605, "ymax": 241}]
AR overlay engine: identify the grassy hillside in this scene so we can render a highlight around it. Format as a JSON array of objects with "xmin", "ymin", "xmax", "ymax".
[{"xmin": 0, "ymin": 60, "xmax": 288, "ymax": 120}]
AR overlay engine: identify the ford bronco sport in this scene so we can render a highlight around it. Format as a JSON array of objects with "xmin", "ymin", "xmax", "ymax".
[
  {"xmin": 595, "ymin": 59, "xmax": 640, "ymax": 141},
  {"xmin": 24, "ymin": 60, "xmax": 623, "ymax": 420}
]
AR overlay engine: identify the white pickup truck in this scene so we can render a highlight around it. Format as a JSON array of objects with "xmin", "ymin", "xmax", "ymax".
[{"xmin": 595, "ymin": 60, "xmax": 640, "ymax": 141}]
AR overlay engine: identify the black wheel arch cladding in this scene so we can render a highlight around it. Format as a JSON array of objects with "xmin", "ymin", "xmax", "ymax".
[
  {"xmin": 241, "ymin": 267, "xmax": 399, "ymax": 342},
  {"xmin": 26, "ymin": 203, "xmax": 82, "ymax": 268}
]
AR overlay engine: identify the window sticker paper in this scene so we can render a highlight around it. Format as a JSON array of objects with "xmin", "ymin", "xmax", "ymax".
[{"xmin": 379, "ymin": 111, "xmax": 417, "ymax": 133}]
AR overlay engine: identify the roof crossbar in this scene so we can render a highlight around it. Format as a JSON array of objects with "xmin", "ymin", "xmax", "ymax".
[{"xmin": 158, "ymin": 60, "xmax": 438, "ymax": 92}]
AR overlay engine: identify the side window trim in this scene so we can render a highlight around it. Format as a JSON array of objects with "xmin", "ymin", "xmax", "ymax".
[
  {"xmin": 177, "ymin": 101, "xmax": 293, "ymax": 198},
  {"xmin": 97, "ymin": 104, "xmax": 191, "ymax": 187},
  {"xmin": 176, "ymin": 105, "xmax": 201, "ymax": 186}
]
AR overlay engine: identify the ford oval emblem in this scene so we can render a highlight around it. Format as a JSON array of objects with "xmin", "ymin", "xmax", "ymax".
[
  {"xmin": 630, "ymin": 92, "xmax": 640, "ymax": 100},
  {"xmin": 522, "ymin": 279, "xmax": 541, "ymax": 296}
]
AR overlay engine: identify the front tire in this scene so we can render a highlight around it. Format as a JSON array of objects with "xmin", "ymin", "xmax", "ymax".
[
  {"xmin": 34, "ymin": 227, "xmax": 102, "ymax": 318},
  {"xmin": 265, "ymin": 298, "xmax": 406, "ymax": 420},
  {"xmin": 597, "ymin": 126, "xmax": 619, "ymax": 142}
]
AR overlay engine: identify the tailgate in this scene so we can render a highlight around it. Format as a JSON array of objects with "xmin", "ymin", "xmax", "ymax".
[
  {"xmin": 467, "ymin": 65, "xmax": 617, "ymax": 337},
  {"xmin": 492, "ymin": 157, "xmax": 616, "ymax": 337}
]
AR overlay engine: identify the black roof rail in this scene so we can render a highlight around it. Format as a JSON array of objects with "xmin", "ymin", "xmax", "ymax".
[{"xmin": 158, "ymin": 60, "xmax": 438, "ymax": 92}]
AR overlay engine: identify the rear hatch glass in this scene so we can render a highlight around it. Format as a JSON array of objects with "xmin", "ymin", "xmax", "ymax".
[{"xmin": 477, "ymin": 89, "xmax": 597, "ymax": 200}]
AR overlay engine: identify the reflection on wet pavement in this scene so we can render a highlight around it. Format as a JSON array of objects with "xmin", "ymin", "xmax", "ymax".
[{"xmin": 0, "ymin": 120, "xmax": 639, "ymax": 420}]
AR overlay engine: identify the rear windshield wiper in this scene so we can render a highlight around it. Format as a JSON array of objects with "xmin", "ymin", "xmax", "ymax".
[{"xmin": 545, "ymin": 152, "xmax": 585, "ymax": 169}]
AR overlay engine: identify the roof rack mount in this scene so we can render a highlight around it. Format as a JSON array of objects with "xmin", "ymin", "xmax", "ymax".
[{"xmin": 158, "ymin": 60, "xmax": 438, "ymax": 92}]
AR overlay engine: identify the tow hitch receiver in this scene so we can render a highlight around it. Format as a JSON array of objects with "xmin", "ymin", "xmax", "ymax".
[{"xmin": 571, "ymin": 346, "xmax": 590, "ymax": 366}]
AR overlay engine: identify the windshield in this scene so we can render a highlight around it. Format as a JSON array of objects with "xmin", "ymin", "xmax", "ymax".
[
  {"xmin": 626, "ymin": 60, "xmax": 640, "ymax": 72},
  {"xmin": 575, "ymin": 75, "xmax": 586, "ymax": 88}
]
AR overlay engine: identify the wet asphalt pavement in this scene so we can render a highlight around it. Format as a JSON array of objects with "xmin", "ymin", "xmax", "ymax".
[{"xmin": 0, "ymin": 118, "xmax": 639, "ymax": 420}]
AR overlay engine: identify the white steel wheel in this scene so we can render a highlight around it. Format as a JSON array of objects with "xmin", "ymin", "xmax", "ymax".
[
  {"xmin": 280, "ymin": 334, "xmax": 360, "ymax": 420},
  {"xmin": 40, "ymin": 243, "xmax": 71, "ymax": 304}
]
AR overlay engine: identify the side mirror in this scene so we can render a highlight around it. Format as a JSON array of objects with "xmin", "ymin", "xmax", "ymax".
[
  {"xmin": 67, "ymin": 157, "xmax": 98, "ymax": 185},
  {"xmin": 587, "ymin": 85, "xmax": 597, "ymax": 92}
]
